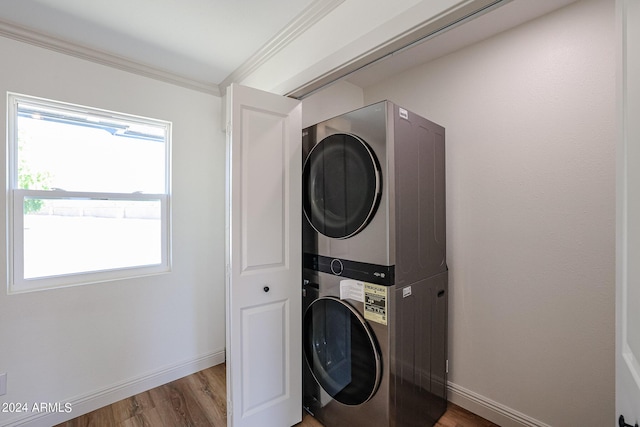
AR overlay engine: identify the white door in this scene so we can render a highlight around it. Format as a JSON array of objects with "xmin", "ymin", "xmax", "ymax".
[
  {"xmin": 225, "ymin": 83, "xmax": 302, "ymax": 427},
  {"xmin": 617, "ymin": 0, "xmax": 640, "ymax": 424}
]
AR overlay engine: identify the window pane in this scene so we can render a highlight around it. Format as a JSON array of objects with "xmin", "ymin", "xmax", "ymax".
[
  {"xmin": 8, "ymin": 93, "xmax": 171, "ymax": 292},
  {"xmin": 17, "ymin": 102, "xmax": 166, "ymax": 194},
  {"xmin": 23, "ymin": 198, "xmax": 162, "ymax": 279}
]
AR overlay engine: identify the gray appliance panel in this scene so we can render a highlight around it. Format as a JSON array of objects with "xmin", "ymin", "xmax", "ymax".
[
  {"xmin": 391, "ymin": 272, "xmax": 448, "ymax": 426},
  {"xmin": 391, "ymin": 103, "xmax": 447, "ymax": 285}
]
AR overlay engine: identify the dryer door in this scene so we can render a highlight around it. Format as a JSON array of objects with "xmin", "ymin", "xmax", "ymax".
[
  {"xmin": 303, "ymin": 296, "xmax": 381, "ymax": 406},
  {"xmin": 303, "ymin": 133, "xmax": 381, "ymax": 239}
]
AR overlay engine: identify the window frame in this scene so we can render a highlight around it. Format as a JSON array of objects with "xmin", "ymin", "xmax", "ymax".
[{"xmin": 6, "ymin": 92, "xmax": 172, "ymax": 294}]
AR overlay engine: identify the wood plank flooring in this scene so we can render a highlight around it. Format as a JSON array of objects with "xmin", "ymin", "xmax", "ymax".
[{"xmin": 55, "ymin": 364, "xmax": 499, "ymax": 427}]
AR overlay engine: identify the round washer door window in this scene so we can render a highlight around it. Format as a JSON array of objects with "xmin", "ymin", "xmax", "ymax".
[
  {"xmin": 303, "ymin": 133, "xmax": 381, "ymax": 239},
  {"xmin": 303, "ymin": 296, "xmax": 381, "ymax": 406}
]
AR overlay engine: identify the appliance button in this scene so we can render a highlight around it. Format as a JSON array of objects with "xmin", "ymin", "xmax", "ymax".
[{"xmin": 330, "ymin": 259, "xmax": 344, "ymax": 276}]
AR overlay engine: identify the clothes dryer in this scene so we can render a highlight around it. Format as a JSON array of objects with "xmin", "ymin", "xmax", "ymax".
[{"xmin": 302, "ymin": 101, "xmax": 447, "ymax": 287}]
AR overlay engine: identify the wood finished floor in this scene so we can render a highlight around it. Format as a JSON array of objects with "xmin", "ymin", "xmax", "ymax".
[{"xmin": 55, "ymin": 364, "xmax": 499, "ymax": 427}]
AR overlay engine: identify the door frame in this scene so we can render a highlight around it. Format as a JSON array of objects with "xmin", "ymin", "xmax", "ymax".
[{"xmin": 616, "ymin": 0, "xmax": 640, "ymax": 422}]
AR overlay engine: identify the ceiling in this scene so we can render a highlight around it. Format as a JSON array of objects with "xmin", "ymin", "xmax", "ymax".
[
  {"xmin": 0, "ymin": 0, "xmax": 578, "ymax": 97},
  {"xmin": 0, "ymin": 0, "xmax": 323, "ymax": 92}
]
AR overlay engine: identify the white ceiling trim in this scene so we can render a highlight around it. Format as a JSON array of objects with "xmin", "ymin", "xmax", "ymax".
[
  {"xmin": 218, "ymin": 0, "xmax": 344, "ymax": 95},
  {"xmin": 0, "ymin": 18, "xmax": 221, "ymax": 95}
]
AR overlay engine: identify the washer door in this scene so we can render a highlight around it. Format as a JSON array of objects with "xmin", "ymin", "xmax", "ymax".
[
  {"xmin": 303, "ymin": 133, "xmax": 381, "ymax": 239},
  {"xmin": 303, "ymin": 296, "xmax": 381, "ymax": 406}
]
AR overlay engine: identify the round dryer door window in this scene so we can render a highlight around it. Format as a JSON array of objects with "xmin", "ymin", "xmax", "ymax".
[
  {"xmin": 303, "ymin": 133, "xmax": 381, "ymax": 239},
  {"xmin": 303, "ymin": 296, "xmax": 381, "ymax": 406}
]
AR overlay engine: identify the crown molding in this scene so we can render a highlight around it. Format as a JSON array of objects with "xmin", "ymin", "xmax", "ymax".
[
  {"xmin": 0, "ymin": 18, "xmax": 221, "ymax": 96},
  {"xmin": 218, "ymin": 0, "xmax": 345, "ymax": 96},
  {"xmin": 0, "ymin": 0, "xmax": 343, "ymax": 98}
]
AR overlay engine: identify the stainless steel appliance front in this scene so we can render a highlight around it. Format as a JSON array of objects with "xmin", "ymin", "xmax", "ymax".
[
  {"xmin": 302, "ymin": 100, "xmax": 447, "ymax": 283},
  {"xmin": 302, "ymin": 270, "xmax": 448, "ymax": 427},
  {"xmin": 302, "ymin": 101, "xmax": 448, "ymax": 427}
]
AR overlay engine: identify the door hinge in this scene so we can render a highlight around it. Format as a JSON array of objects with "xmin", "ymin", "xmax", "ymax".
[
  {"xmin": 619, "ymin": 415, "xmax": 639, "ymax": 427},
  {"xmin": 446, "ymin": 359, "xmax": 449, "ymax": 374}
]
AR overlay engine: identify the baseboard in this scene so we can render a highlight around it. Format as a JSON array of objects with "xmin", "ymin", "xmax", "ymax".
[
  {"xmin": 448, "ymin": 381, "xmax": 552, "ymax": 427},
  {"xmin": 3, "ymin": 358, "xmax": 549, "ymax": 427},
  {"xmin": 2, "ymin": 350, "xmax": 225, "ymax": 427}
]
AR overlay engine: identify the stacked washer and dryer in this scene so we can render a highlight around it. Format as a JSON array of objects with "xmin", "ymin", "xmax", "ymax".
[{"xmin": 301, "ymin": 101, "xmax": 448, "ymax": 427}]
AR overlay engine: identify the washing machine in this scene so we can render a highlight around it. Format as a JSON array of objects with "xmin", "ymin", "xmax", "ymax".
[
  {"xmin": 302, "ymin": 101, "xmax": 449, "ymax": 427},
  {"xmin": 302, "ymin": 269, "xmax": 448, "ymax": 427}
]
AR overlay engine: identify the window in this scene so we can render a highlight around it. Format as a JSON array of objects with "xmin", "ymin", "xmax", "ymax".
[{"xmin": 7, "ymin": 93, "xmax": 171, "ymax": 293}]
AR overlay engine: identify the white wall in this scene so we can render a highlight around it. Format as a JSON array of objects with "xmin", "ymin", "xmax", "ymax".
[
  {"xmin": 302, "ymin": 80, "xmax": 364, "ymax": 128},
  {"xmin": 363, "ymin": 0, "xmax": 615, "ymax": 425},
  {"xmin": 0, "ymin": 37, "xmax": 226, "ymax": 426}
]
